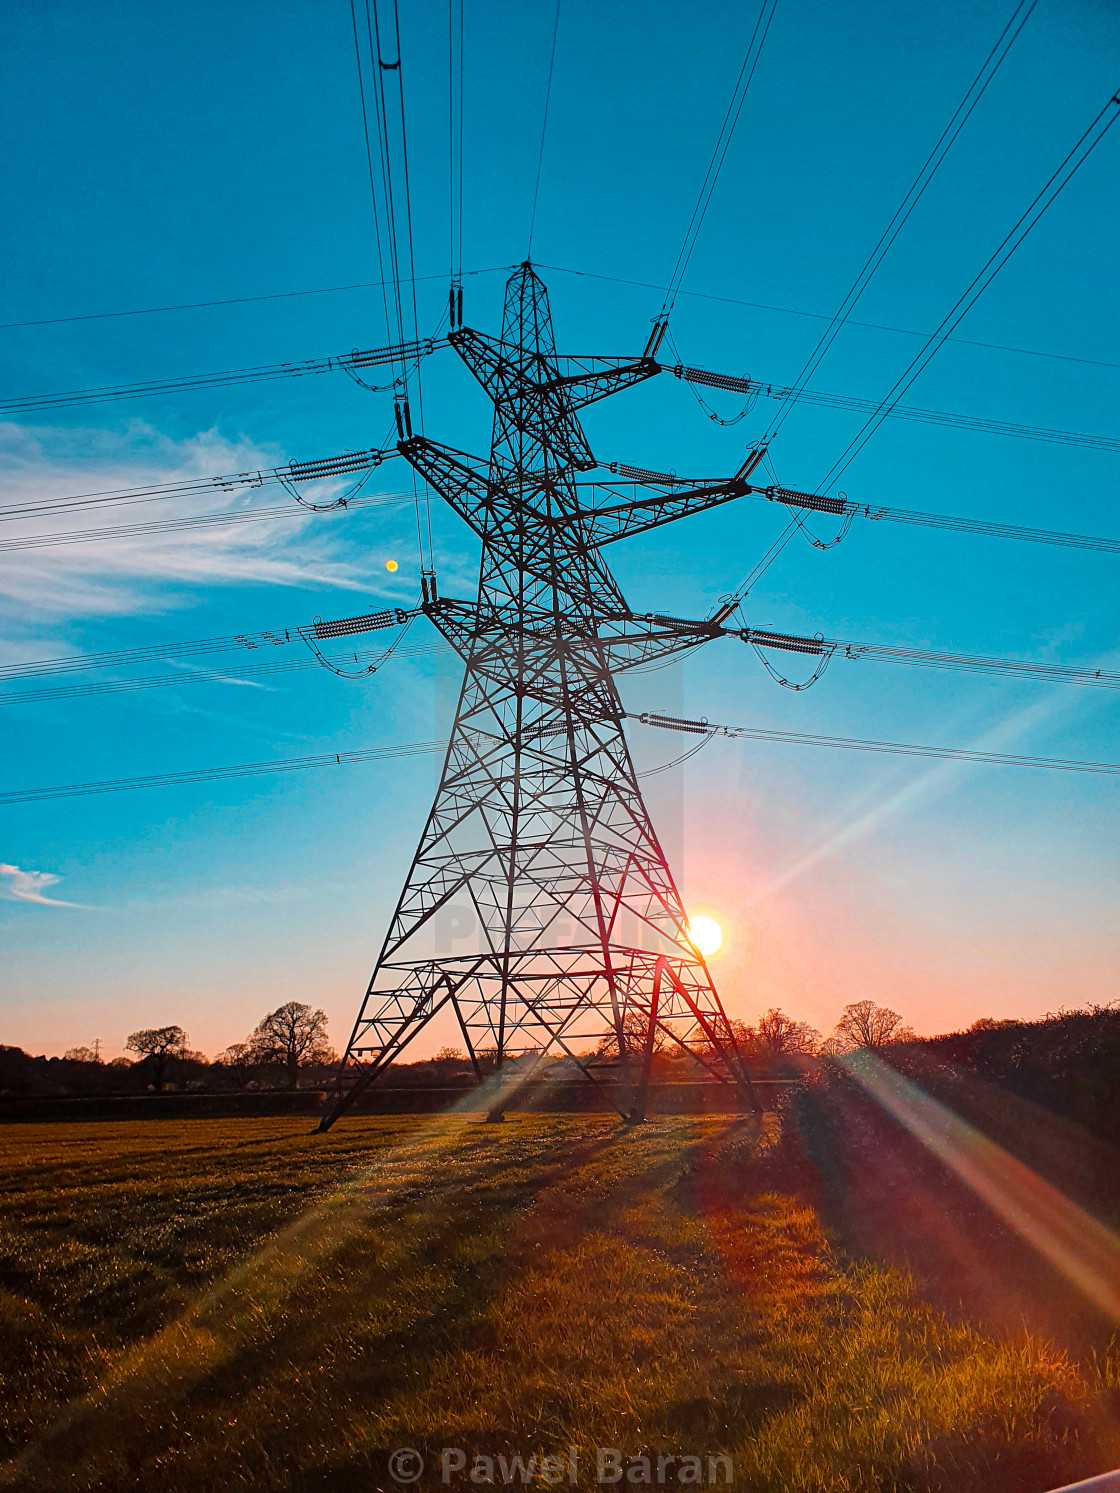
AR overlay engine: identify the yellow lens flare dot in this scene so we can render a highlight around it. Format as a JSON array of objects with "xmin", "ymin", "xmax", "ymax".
[
  {"xmin": 687, "ymin": 915, "xmax": 723, "ymax": 957},
  {"xmin": 385, "ymin": 559, "xmax": 399, "ymax": 573}
]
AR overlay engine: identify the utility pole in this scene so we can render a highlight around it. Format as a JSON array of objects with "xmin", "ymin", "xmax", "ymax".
[{"xmin": 320, "ymin": 264, "xmax": 761, "ymax": 1129}]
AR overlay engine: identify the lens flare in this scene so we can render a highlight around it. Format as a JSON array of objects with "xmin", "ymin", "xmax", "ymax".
[
  {"xmin": 843, "ymin": 1049, "xmax": 1120, "ymax": 1323},
  {"xmin": 688, "ymin": 915, "xmax": 723, "ymax": 957}
]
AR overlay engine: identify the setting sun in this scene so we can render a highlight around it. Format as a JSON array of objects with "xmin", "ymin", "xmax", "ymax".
[{"xmin": 687, "ymin": 915, "xmax": 723, "ymax": 957}]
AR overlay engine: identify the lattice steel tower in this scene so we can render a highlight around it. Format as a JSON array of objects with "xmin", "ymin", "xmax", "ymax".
[{"xmin": 320, "ymin": 265, "xmax": 760, "ymax": 1128}]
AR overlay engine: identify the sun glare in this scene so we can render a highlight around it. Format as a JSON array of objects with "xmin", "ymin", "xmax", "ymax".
[{"xmin": 688, "ymin": 915, "xmax": 723, "ymax": 957}]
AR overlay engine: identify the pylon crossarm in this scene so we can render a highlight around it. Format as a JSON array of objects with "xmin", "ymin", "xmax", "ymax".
[
  {"xmin": 582, "ymin": 479, "xmax": 748, "ymax": 547},
  {"xmin": 399, "ymin": 437, "xmax": 496, "ymax": 537},
  {"xmin": 450, "ymin": 326, "xmax": 657, "ymax": 407},
  {"xmin": 597, "ymin": 612, "xmax": 727, "ymax": 672},
  {"xmin": 448, "ymin": 329, "xmax": 598, "ymax": 471},
  {"xmin": 546, "ymin": 359, "xmax": 659, "ymax": 410}
]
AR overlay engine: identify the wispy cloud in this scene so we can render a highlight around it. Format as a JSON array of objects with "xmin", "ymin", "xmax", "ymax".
[
  {"xmin": 0, "ymin": 862, "xmax": 86, "ymax": 908},
  {"xmin": 0, "ymin": 420, "xmax": 379, "ymax": 662}
]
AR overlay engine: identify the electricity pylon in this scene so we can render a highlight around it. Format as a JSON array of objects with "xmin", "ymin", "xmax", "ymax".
[{"xmin": 319, "ymin": 263, "xmax": 760, "ymax": 1129}]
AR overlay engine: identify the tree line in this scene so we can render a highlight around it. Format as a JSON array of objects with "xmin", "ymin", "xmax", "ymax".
[
  {"xmin": 50, "ymin": 997, "xmax": 911, "ymax": 1090},
  {"xmin": 54, "ymin": 1001, "xmax": 335, "ymax": 1092}
]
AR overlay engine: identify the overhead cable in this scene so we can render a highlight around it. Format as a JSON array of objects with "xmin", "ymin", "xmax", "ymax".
[
  {"xmin": 634, "ymin": 711, "xmax": 1119, "ymax": 778},
  {"xmin": 4, "ymin": 715, "xmax": 1116, "ymax": 809},
  {"xmin": 764, "ymin": 0, "xmax": 1036, "ymax": 444},
  {"xmin": 0, "ymin": 338, "xmax": 438, "ymax": 418},
  {"xmin": 539, "ymin": 262, "xmax": 1120, "ymax": 374},
  {"xmin": 0, "ymin": 488, "xmax": 412, "ymax": 554},
  {"xmin": 448, "ymin": 0, "xmax": 465, "ymax": 323},
  {"xmin": 0, "ymin": 267, "xmax": 508, "ymax": 333},
  {"xmin": 818, "ymin": 86, "xmax": 1120, "ymax": 490},
  {"xmin": 670, "ymin": 364, "xmax": 1120, "ymax": 454},
  {"xmin": 749, "ymin": 484, "xmax": 1120, "ymax": 555},
  {"xmin": 0, "ymin": 446, "xmax": 395, "ymax": 524},
  {"xmin": 0, "ymin": 605, "xmax": 420, "ymax": 683},
  {"xmin": 739, "ymin": 625, "xmax": 1120, "ymax": 693},
  {"xmin": 652, "ymin": 0, "xmax": 778, "ymax": 338},
  {"xmin": 0, "ymin": 741, "xmax": 444, "ymax": 807},
  {"xmin": 0, "ymin": 639, "xmax": 446, "ymax": 708},
  {"xmin": 526, "ymin": 0, "xmax": 562, "ymax": 256}
]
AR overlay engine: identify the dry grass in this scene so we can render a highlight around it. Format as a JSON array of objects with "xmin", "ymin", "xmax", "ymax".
[{"xmin": 0, "ymin": 1113, "xmax": 1116, "ymax": 1490}]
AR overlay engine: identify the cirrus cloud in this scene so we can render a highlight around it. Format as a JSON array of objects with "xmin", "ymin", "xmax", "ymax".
[{"xmin": 0, "ymin": 862, "xmax": 86, "ymax": 908}]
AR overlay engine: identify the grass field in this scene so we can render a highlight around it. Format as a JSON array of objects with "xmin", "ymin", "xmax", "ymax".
[{"xmin": 0, "ymin": 1112, "xmax": 1117, "ymax": 1491}]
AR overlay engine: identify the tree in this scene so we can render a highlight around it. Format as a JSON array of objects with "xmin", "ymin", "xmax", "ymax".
[
  {"xmin": 125, "ymin": 1025, "xmax": 189, "ymax": 1088},
  {"xmin": 62, "ymin": 1045, "xmax": 102, "ymax": 1063},
  {"xmin": 213, "ymin": 1042, "xmax": 257, "ymax": 1089},
  {"xmin": 246, "ymin": 1002, "xmax": 335, "ymax": 1090},
  {"xmin": 968, "ymin": 1016, "xmax": 1020, "ymax": 1032},
  {"xmin": 596, "ymin": 1006, "xmax": 666, "ymax": 1061},
  {"xmin": 754, "ymin": 1008, "xmax": 821, "ymax": 1057},
  {"xmin": 833, "ymin": 1001, "xmax": 913, "ymax": 1051}
]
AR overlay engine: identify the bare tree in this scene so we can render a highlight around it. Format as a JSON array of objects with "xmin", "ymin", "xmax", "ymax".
[
  {"xmin": 833, "ymin": 1001, "xmax": 912, "ymax": 1050},
  {"xmin": 246, "ymin": 1002, "xmax": 335, "ymax": 1090},
  {"xmin": 754, "ymin": 1008, "xmax": 822, "ymax": 1057},
  {"xmin": 596, "ymin": 1005, "xmax": 666, "ymax": 1061},
  {"xmin": 125, "ymin": 1025, "xmax": 189, "ymax": 1088},
  {"xmin": 214, "ymin": 1041, "xmax": 257, "ymax": 1089},
  {"xmin": 62, "ymin": 1045, "xmax": 102, "ymax": 1063}
]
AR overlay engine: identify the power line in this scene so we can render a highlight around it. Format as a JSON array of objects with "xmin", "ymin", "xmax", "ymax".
[
  {"xmin": 3, "ymin": 706, "xmax": 1115, "ymax": 809},
  {"xmin": 0, "ymin": 487, "xmax": 412, "ymax": 554},
  {"xmin": 6, "ymin": 435, "xmax": 1116, "ymax": 557},
  {"xmin": 0, "ymin": 741, "xmax": 444, "ymax": 807},
  {"xmin": 11, "ymin": 323, "xmax": 1110, "ymax": 458},
  {"xmin": 350, "ymin": 0, "xmax": 395, "ymax": 347},
  {"xmin": 0, "ymin": 268, "xmax": 508, "ymax": 333},
  {"xmin": 0, "ymin": 446, "xmax": 395, "ymax": 524},
  {"xmin": 738, "ymin": 624, "xmax": 1120, "ymax": 693},
  {"xmin": 0, "ymin": 606, "xmax": 419, "ymax": 683},
  {"xmin": 526, "ymin": 0, "xmax": 562, "ymax": 257},
  {"xmin": 448, "ymin": 0, "xmax": 465, "ymax": 323},
  {"xmin": 9, "ymin": 258, "xmax": 1114, "ymax": 376},
  {"xmin": 0, "ymin": 639, "xmax": 446, "ymax": 708},
  {"xmin": 539, "ymin": 263, "xmax": 1120, "ymax": 373},
  {"xmin": 0, "ymin": 337, "xmax": 437, "ymax": 418},
  {"xmin": 656, "ymin": 0, "xmax": 779, "ymax": 330},
  {"xmin": 818, "ymin": 86, "xmax": 1120, "ymax": 491},
  {"xmin": 670, "ymin": 364, "xmax": 1120, "ymax": 454},
  {"xmin": 764, "ymin": 0, "xmax": 1036, "ymax": 445},
  {"xmin": 635, "ymin": 711, "xmax": 1120, "ymax": 778},
  {"xmin": 738, "ymin": 482, "xmax": 1120, "ymax": 555}
]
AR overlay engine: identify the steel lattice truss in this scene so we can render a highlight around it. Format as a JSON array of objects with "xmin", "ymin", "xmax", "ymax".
[{"xmin": 320, "ymin": 265, "xmax": 760, "ymax": 1128}]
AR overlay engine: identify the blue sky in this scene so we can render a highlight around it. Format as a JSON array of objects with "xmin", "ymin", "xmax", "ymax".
[{"xmin": 1, "ymin": 0, "xmax": 1117, "ymax": 1058}]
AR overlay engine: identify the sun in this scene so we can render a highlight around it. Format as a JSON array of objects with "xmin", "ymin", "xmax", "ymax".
[{"xmin": 687, "ymin": 915, "xmax": 723, "ymax": 957}]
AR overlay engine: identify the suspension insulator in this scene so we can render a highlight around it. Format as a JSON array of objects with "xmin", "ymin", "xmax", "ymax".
[
  {"xmin": 766, "ymin": 486, "xmax": 847, "ymax": 515},
  {"xmin": 313, "ymin": 608, "xmax": 409, "ymax": 640},
  {"xmin": 287, "ymin": 449, "xmax": 383, "ymax": 483},
  {"xmin": 743, "ymin": 628, "xmax": 827, "ymax": 656}
]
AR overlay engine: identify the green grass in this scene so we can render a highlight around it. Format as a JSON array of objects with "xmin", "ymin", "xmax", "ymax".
[{"xmin": 0, "ymin": 1113, "xmax": 1116, "ymax": 1490}]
